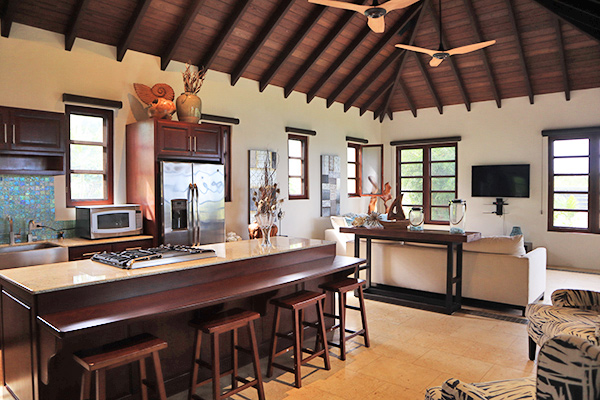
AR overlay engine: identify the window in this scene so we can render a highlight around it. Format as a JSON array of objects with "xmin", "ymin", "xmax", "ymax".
[
  {"xmin": 549, "ymin": 135, "xmax": 596, "ymax": 232},
  {"xmin": 288, "ymin": 134, "xmax": 308, "ymax": 199},
  {"xmin": 397, "ymin": 143, "xmax": 457, "ymax": 223},
  {"xmin": 347, "ymin": 143, "xmax": 361, "ymax": 196},
  {"xmin": 66, "ymin": 105, "xmax": 113, "ymax": 207}
]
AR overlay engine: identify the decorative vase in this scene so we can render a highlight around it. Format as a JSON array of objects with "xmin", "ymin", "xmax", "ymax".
[
  {"xmin": 255, "ymin": 212, "xmax": 275, "ymax": 247},
  {"xmin": 449, "ymin": 199, "xmax": 467, "ymax": 234},
  {"xmin": 408, "ymin": 207, "xmax": 424, "ymax": 231},
  {"xmin": 175, "ymin": 92, "xmax": 201, "ymax": 123}
]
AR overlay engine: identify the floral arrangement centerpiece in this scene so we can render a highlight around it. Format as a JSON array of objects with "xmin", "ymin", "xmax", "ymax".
[
  {"xmin": 252, "ymin": 160, "xmax": 284, "ymax": 246},
  {"xmin": 176, "ymin": 63, "xmax": 208, "ymax": 123}
]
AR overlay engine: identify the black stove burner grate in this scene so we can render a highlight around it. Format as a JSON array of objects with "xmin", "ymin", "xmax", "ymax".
[{"xmin": 91, "ymin": 244, "xmax": 216, "ymax": 269}]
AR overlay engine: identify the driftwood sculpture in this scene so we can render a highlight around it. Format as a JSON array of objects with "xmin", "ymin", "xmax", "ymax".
[{"xmin": 387, "ymin": 195, "xmax": 406, "ymax": 221}]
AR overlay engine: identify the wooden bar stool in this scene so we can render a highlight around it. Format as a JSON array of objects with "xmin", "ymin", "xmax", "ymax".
[
  {"xmin": 188, "ymin": 308, "xmax": 265, "ymax": 400},
  {"xmin": 319, "ymin": 278, "xmax": 370, "ymax": 360},
  {"xmin": 73, "ymin": 333, "xmax": 168, "ymax": 400},
  {"xmin": 267, "ymin": 290, "xmax": 331, "ymax": 388}
]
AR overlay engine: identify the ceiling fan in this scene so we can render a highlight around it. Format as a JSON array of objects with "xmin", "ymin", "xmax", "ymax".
[
  {"xmin": 395, "ymin": 0, "xmax": 496, "ymax": 67},
  {"xmin": 308, "ymin": 0, "xmax": 421, "ymax": 33}
]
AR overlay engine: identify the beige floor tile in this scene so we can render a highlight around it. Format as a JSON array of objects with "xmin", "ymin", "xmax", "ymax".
[
  {"xmin": 480, "ymin": 364, "xmax": 535, "ymax": 382},
  {"xmin": 414, "ymin": 349, "xmax": 494, "ymax": 383}
]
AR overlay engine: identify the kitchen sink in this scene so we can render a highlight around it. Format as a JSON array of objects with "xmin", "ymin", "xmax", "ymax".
[{"xmin": 0, "ymin": 242, "xmax": 69, "ymax": 269}]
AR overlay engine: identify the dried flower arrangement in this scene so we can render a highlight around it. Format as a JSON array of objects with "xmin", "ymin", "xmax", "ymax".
[
  {"xmin": 182, "ymin": 63, "xmax": 207, "ymax": 95},
  {"xmin": 252, "ymin": 160, "xmax": 284, "ymax": 216}
]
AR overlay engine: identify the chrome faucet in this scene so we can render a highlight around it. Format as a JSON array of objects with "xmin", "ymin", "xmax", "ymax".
[
  {"xmin": 28, "ymin": 220, "xmax": 38, "ymax": 242},
  {"xmin": 6, "ymin": 216, "xmax": 20, "ymax": 245}
]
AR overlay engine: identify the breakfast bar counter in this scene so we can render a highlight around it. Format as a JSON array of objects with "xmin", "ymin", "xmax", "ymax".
[{"xmin": 0, "ymin": 237, "xmax": 362, "ymax": 400}]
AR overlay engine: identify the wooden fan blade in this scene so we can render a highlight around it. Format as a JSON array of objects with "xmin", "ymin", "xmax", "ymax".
[
  {"xmin": 446, "ymin": 40, "xmax": 496, "ymax": 56},
  {"xmin": 429, "ymin": 57, "xmax": 444, "ymax": 67},
  {"xmin": 395, "ymin": 44, "xmax": 437, "ymax": 56},
  {"xmin": 381, "ymin": 0, "xmax": 420, "ymax": 12},
  {"xmin": 308, "ymin": 0, "xmax": 369, "ymax": 13},
  {"xmin": 367, "ymin": 16, "xmax": 385, "ymax": 33}
]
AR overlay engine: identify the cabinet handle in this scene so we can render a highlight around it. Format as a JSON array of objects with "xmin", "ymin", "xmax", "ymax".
[
  {"xmin": 189, "ymin": 136, "xmax": 192, "ymax": 151},
  {"xmin": 3, "ymin": 123, "xmax": 6, "ymax": 143},
  {"xmin": 194, "ymin": 136, "xmax": 197, "ymax": 152},
  {"xmin": 12, "ymin": 125, "xmax": 15, "ymax": 144},
  {"xmin": 82, "ymin": 251, "xmax": 101, "ymax": 257},
  {"xmin": 125, "ymin": 246, "xmax": 142, "ymax": 251}
]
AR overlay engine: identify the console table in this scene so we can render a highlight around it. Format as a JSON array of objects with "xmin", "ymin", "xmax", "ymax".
[{"xmin": 339, "ymin": 227, "xmax": 481, "ymax": 314}]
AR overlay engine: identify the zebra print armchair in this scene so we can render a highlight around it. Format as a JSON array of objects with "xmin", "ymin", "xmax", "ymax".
[
  {"xmin": 425, "ymin": 334, "xmax": 600, "ymax": 400},
  {"xmin": 526, "ymin": 289, "xmax": 600, "ymax": 360}
]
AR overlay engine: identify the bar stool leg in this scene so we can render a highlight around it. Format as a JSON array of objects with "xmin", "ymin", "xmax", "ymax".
[
  {"xmin": 152, "ymin": 351, "xmax": 168, "ymax": 400},
  {"xmin": 211, "ymin": 333, "xmax": 221, "ymax": 400},
  {"xmin": 232, "ymin": 328, "xmax": 238, "ymax": 390},
  {"xmin": 339, "ymin": 291, "xmax": 347, "ymax": 360},
  {"xmin": 293, "ymin": 309, "xmax": 302, "ymax": 388},
  {"xmin": 248, "ymin": 322, "xmax": 266, "ymax": 400},
  {"xmin": 139, "ymin": 358, "xmax": 148, "ymax": 400},
  {"xmin": 80, "ymin": 370, "xmax": 91, "ymax": 400},
  {"xmin": 95, "ymin": 369, "xmax": 106, "ymax": 400},
  {"xmin": 316, "ymin": 299, "xmax": 331, "ymax": 371},
  {"xmin": 267, "ymin": 306, "xmax": 281, "ymax": 378},
  {"xmin": 357, "ymin": 285, "xmax": 370, "ymax": 348},
  {"xmin": 189, "ymin": 330, "xmax": 202, "ymax": 400}
]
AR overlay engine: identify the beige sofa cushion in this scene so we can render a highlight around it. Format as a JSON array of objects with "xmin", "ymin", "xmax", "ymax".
[
  {"xmin": 330, "ymin": 216, "xmax": 348, "ymax": 230},
  {"xmin": 463, "ymin": 235, "xmax": 526, "ymax": 256}
]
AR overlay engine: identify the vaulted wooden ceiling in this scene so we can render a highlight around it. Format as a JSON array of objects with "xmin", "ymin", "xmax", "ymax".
[{"xmin": 1, "ymin": 0, "xmax": 599, "ymax": 121}]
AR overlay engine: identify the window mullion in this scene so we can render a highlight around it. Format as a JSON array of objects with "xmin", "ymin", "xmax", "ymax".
[
  {"xmin": 590, "ymin": 136, "xmax": 600, "ymax": 232},
  {"xmin": 424, "ymin": 146, "xmax": 432, "ymax": 223}
]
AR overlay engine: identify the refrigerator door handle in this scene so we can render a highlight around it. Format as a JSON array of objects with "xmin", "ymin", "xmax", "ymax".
[
  {"xmin": 189, "ymin": 183, "xmax": 195, "ymax": 245},
  {"xmin": 193, "ymin": 183, "xmax": 200, "ymax": 246}
]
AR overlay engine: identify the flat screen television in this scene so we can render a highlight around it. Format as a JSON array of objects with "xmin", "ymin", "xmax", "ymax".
[{"xmin": 471, "ymin": 164, "xmax": 530, "ymax": 198}]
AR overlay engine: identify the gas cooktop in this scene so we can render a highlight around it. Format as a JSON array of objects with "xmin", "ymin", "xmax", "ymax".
[{"xmin": 91, "ymin": 244, "xmax": 216, "ymax": 269}]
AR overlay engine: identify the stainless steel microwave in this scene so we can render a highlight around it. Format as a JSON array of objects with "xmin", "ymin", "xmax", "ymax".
[{"xmin": 75, "ymin": 204, "xmax": 143, "ymax": 239}]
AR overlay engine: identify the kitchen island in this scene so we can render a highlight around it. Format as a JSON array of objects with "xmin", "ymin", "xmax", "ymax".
[{"xmin": 0, "ymin": 237, "xmax": 362, "ymax": 400}]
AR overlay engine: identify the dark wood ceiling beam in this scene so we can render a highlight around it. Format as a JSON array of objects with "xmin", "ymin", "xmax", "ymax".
[
  {"xmin": 344, "ymin": 1, "xmax": 428, "ymax": 112},
  {"xmin": 259, "ymin": 7, "xmax": 327, "ymax": 92},
  {"xmin": 461, "ymin": 0, "xmax": 501, "ymax": 108},
  {"xmin": 65, "ymin": 0, "xmax": 91, "ymax": 51},
  {"xmin": 359, "ymin": 75, "xmax": 395, "ymax": 116},
  {"xmin": 230, "ymin": 0, "xmax": 294, "ymax": 86},
  {"xmin": 504, "ymin": 0, "xmax": 534, "ymax": 104},
  {"xmin": 325, "ymin": 2, "xmax": 423, "ymax": 108},
  {"xmin": 198, "ymin": 0, "xmax": 252, "ymax": 70},
  {"xmin": 532, "ymin": 0, "xmax": 600, "ymax": 43},
  {"xmin": 374, "ymin": 59, "xmax": 405, "ymax": 121},
  {"xmin": 116, "ymin": 0, "xmax": 152, "ymax": 62},
  {"xmin": 160, "ymin": 0, "xmax": 205, "ymax": 71},
  {"xmin": 427, "ymin": 1, "xmax": 470, "ymax": 111},
  {"xmin": 398, "ymin": 79, "xmax": 417, "ymax": 117},
  {"xmin": 373, "ymin": 87, "xmax": 393, "ymax": 121},
  {"xmin": 413, "ymin": 51, "xmax": 443, "ymax": 114},
  {"xmin": 553, "ymin": 17, "xmax": 570, "ymax": 101},
  {"xmin": 1, "ymin": 0, "xmax": 17, "ymax": 37},
  {"xmin": 306, "ymin": 24, "xmax": 371, "ymax": 103},
  {"xmin": 284, "ymin": 7, "xmax": 360, "ymax": 98}
]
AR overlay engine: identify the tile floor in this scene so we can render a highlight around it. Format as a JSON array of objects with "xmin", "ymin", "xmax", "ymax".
[{"xmin": 2, "ymin": 268, "xmax": 598, "ymax": 400}]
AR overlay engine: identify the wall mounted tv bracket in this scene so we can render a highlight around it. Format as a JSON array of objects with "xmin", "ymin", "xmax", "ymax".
[{"xmin": 493, "ymin": 198, "xmax": 507, "ymax": 216}]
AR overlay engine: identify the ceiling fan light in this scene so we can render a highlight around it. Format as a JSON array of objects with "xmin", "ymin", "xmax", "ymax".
[
  {"xmin": 432, "ymin": 52, "xmax": 449, "ymax": 60},
  {"xmin": 364, "ymin": 7, "xmax": 387, "ymax": 18}
]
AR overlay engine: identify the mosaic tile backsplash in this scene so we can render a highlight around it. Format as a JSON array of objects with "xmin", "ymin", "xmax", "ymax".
[{"xmin": 0, "ymin": 175, "xmax": 76, "ymax": 243}]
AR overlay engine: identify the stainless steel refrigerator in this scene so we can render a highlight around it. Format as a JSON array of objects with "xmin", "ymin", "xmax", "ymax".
[{"xmin": 160, "ymin": 161, "xmax": 225, "ymax": 246}]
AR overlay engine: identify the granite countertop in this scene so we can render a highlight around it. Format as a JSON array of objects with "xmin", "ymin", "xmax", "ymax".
[{"xmin": 0, "ymin": 237, "xmax": 334, "ymax": 294}]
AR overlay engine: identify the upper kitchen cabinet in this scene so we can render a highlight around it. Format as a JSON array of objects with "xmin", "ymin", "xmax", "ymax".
[
  {"xmin": 155, "ymin": 119, "xmax": 222, "ymax": 161},
  {"xmin": 0, "ymin": 106, "xmax": 66, "ymax": 175}
]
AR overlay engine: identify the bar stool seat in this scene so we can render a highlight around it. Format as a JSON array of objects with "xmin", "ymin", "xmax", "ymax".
[
  {"xmin": 267, "ymin": 290, "xmax": 331, "ymax": 388},
  {"xmin": 319, "ymin": 278, "xmax": 370, "ymax": 360},
  {"xmin": 73, "ymin": 333, "xmax": 168, "ymax": 400},
  {"xmin": 188, "ymin": 308, "xmax": 265, "ymax": 400}
]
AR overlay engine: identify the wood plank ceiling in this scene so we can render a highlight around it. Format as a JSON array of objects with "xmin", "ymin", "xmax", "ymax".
[{"xmin": 1, "ymin": 0, "xmax": 599, "ymax": 121}]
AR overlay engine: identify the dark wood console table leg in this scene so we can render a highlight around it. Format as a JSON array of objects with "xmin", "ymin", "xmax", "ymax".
[
  {"xmin": 445, "ymin": 243, "xmax": 463, "ymax": 314},
  {"xmin": 353, "ymin": 235, "xmax": 372, "ymax": 289}
]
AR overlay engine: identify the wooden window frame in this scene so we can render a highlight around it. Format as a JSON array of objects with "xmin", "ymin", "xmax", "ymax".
[
  {"xmin": 288, "ymin": 134, "xmax": 309, "ymax": 200},
  {"xmin": 548, "ymin": 134, "xmax": 598, "ymax": 233},
  {"xmin": 347, "ymin": 143, "xmax": 361, "ymax": 197},
  {"xmin": 65, "ymin": 105, "xmax": 114, "ymax": 207},
  {"xmin": 396, "ymin": 142, "xmax": 457, "ymax": 224}
]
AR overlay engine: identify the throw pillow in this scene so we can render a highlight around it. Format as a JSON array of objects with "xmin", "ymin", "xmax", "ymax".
[
  {"xmin": 463, "ymin": 234, "xmax": 526, "ymax": 256},
  {"xmin": 330, "ymin": 216, "xmax": 348, "ymax": 230}
]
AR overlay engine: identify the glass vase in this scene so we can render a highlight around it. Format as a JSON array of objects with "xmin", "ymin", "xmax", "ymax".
[{"xmin": 255, "ymin": 212, "xmax": 275, "ymax": 247}]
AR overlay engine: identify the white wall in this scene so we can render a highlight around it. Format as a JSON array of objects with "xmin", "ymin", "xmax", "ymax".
[
  {"xmin": 382, "ymin": 89, "xmax": 600, "ymax": 270},
  {"xmin": 0, "ymin": 23, "xmax": 379, "ymax": 240}
]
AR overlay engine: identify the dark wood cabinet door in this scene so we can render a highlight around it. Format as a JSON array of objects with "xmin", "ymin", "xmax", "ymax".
[
  {"xmin": 112, "ymin": 239, "xmax": 153, "ymax": 252},
  {"xmin": 190, "ymin": 124, "xmax": 221, "ymax": 161},
  {"xmin": 0, "ymin": 108, "xmax": 10, "ymax": 150},
  {"xmin": 68, "ymin": 244, "xmax": 112, "ymax": 261},
  {"xmin": 11, "ymin": 108, "xmax": 65, "ymax": 153},
  {"xmin": 157, "ymin": 121, "xmax": 192, "ymax": 157}
]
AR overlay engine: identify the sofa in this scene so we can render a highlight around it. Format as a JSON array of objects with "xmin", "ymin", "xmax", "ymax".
[{"xmin": 325, "ymin": 216, "xmax": 547, "ymax": 310}]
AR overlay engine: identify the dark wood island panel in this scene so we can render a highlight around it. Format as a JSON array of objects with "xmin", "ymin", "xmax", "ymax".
[{"xmin": 0, "ymin": 238, "xmax": 363, "ymax": 400}]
